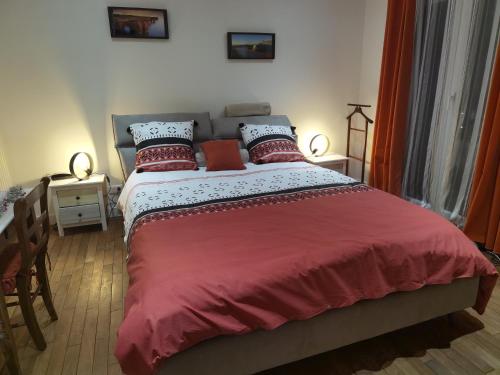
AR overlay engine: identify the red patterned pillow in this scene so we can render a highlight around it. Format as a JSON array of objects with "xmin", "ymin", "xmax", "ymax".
[
  {"xmin": 129, "ymin": 121, "xmax": 197, "ymax": 172},
  {"xmin": 240, "ymin": 124, "xmax": 305, "ymax": 164}
]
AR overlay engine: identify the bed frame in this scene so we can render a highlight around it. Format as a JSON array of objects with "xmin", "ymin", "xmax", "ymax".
[
  {"xmin": 112, "ymin": 112, "xmax": 481, "ymax": 375},
  {"xmin": 158, "ymin": 278, "xmax": 478, "ymax": 374}
]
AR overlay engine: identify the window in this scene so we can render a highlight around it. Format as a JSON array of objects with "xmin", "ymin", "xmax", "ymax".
[{"xmin": 402, "ymin": 0, "xmax": 499, "ymax": 226}]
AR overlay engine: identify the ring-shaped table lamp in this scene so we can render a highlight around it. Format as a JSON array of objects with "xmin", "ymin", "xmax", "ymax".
[
  {"xmin": 309, "ymin": 134, "xmax": 330, "ymax": 156},
  {"xmin": 69, "ymin": 152, "xmax": 94, "ymax": 180}
]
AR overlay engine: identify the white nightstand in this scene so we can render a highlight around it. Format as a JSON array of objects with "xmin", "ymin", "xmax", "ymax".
[
  {"xmin": 49, "ymin": 174, "xmax": 108, "ymax": 236},
  {"xmin": 306, "ymin": 154, "xmax": 349, "ymax": 174}
]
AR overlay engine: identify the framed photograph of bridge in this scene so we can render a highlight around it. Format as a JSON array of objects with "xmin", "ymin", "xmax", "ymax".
[
  {"xmin": 108, "ymin": 7, "xmax": 169, "ymax": 39},
  {"xmin": 227, "ymin": 32, "xmax": 275, "ymax": 59}
]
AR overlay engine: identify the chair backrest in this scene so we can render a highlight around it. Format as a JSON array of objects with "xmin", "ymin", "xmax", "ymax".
[{"xmin": 13, "ymin": 177, "xmax": 50, "ymax": 271}]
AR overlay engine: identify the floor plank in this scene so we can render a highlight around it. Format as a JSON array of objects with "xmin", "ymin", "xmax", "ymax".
[{"xmin": 8, "ymin": 220, "xmax": 500, "ymax": 374}]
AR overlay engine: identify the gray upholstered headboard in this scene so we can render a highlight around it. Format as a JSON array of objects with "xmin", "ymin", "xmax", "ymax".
[
  {"xmin": 112, "ymin": 112, "xmax": 295, "ymax": 180},
  {"xmin": 112, "ymin": 112, "xmax": 212, "ymax": 180},
  {"xmin": 211, "ymin": 115, "xmax": 293, "ymax": 140}
]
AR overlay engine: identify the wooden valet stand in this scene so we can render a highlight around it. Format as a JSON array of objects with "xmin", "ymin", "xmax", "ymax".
[{"xmin": 346, "ymin": 103, "xmax": 374, "ymax": 182}]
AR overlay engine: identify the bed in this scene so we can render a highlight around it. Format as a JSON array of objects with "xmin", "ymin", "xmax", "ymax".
[{"xmin": 112, "ymin": 112, "xmax": 498, "ymax": 375}]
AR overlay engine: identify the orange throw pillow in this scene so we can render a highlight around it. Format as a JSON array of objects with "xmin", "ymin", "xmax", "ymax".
[{"xmin": 200, "ymin": 140, "xmax": 246, "ymax": 171}]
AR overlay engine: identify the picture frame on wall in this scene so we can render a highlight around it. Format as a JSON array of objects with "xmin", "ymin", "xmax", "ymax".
[
  {"xmin": 227, "ymin": 32, "xmax": 275, "ymax": 59},
  {"xmin": 108, "ymin": 7, "xmax": 169, "ymax": 39}
]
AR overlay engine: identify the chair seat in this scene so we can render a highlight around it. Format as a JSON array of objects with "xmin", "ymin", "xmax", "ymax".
[{"xmin": 0, "ymin": 243, "xmax": 37, "ymax": 294}]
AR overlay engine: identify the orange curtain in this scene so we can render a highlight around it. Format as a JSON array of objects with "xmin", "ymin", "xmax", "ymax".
[
  {"xmin": 369, "ymin": 0, "xmax": 416, "ymax": 196},
  {"xmin": 464, "ymin": 46, "xmax": 500, "ymax": 253}
]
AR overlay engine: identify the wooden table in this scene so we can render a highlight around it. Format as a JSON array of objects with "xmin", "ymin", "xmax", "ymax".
[
  {"xmin": 0, "ymin": 198, "xmax": 16, "ymax": 250},
  {"xmin": 0, "ymin": 188, "xmax": 31, "ymax": 250},
  {"xmin": 0, "ymin": 190, "xmax": 26, "ymax": 374}
]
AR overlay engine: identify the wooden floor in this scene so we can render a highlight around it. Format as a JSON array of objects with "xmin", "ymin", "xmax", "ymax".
[{"xmin": 9, "ymin": 220, "xmax": 500, "ymax": 375}]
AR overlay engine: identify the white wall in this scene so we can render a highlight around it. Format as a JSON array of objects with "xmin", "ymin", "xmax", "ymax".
[
  {"xmin": 0, "ymin": 0, "xmax": 370, "ymax": 184},
  {"xmin": 0, "ymin": 131, "xmax": 12, "ymax": 191},
  {"xmin": 352, "ymin": 0, "xmax": 387, "ymax": 182}
]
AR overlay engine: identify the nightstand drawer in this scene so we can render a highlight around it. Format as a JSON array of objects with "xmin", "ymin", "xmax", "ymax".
[
  {"xmin": 57, "ymin": 188, "xmax": 98, "ymax": 208},
  {"xmin": 306, "ymin": 154, "xmax": 348, "ymax": 175},
  {"xmin": 322, "ymin": 162, "xmax": 345, "ymax": 174},
  {"xmin": 59, "ymin": 204, "xmax": 101, "ymax": 225}
]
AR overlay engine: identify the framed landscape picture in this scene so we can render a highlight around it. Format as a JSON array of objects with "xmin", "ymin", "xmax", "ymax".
[
  {"xmin": 227, "ymin": 32, "xmax": 275, "ymax": 59},
  {"xmin": 108, "ymin": 7, "xmax": 169, "ymax": 39}
]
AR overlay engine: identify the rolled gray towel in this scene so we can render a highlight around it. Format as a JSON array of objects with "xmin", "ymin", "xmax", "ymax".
[{"xmin": 225, "ymin": 102, "xmax": 271, "ymax": 117}]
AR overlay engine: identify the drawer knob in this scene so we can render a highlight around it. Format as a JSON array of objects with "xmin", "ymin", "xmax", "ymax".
[
  {"xmin": 76, "ymin": 196, "xmax": 81, "ymax": 200},
  {"xmin": 78, "ymin": 213, "xmax": 82, "ymax": 217}
]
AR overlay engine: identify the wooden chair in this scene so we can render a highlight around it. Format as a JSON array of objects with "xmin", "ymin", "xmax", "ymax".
[
  {"xmin": 0, "ymin": 287, "xmax": 21, "ymax": 374},
  {"xmin": 0, "ymin": 177, "xmax": 58, "ymax": 351}
]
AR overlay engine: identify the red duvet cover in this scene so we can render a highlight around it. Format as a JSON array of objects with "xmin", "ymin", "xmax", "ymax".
[{"xmin": 115, "ymin": 163, "xmax": 497, "ymax": 374}]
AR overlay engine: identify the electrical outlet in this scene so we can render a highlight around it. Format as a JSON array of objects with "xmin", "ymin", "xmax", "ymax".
[{"xmin": 110, "ymin": 184, "xmax": 123, "ymax": 194}]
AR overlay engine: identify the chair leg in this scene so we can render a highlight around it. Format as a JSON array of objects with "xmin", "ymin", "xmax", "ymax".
[
  {"xmin": 5, "ymin": 349, "xmax": 22, "ymax": 375},
  {"xmin": 16, "ymin": 274, "xmax": 47, "ymax": 350},
  {"xmin": 36, "ymin": 252, "xmax": 58, "ymax": 321},
  {"xmin": 0, "ymin": 289, "xmax": 21, "ymax": 375}
]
